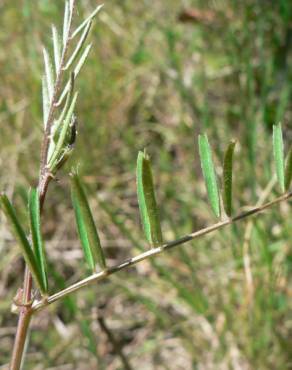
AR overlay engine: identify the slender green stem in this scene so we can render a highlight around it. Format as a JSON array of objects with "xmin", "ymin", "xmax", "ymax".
[{"xmin": 32, "ymin": 190, "xmax": 292, "ymax": 313}]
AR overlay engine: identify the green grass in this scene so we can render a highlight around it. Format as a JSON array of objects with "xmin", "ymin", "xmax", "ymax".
[{"xmin": 0, "ymin": 0, "xmax": 291, "ymax": 368}]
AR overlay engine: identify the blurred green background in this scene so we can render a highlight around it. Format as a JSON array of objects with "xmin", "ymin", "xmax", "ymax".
[{"xmin": 0, "ymin": 0, "xmax": 291, "ymax": 369}]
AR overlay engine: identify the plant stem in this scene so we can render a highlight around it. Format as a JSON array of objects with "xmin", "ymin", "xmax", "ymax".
[
  {"xmin": 10, "ymin": 177, "xmax": 51, "ymax": 370},
  {"xmin": 10, "ymin": 3, "xmax": 76, "ymax": 368},
  {"xmin": 10, "ymin": 267, "xmax": 33, "ymax": 370},
  {"xmin": 32, "ymin": 190, "xmax": 292, "ymax": 313},
  {"xmin": 10, "ymin": 309, "xmax": 32, "ymax": 370}
]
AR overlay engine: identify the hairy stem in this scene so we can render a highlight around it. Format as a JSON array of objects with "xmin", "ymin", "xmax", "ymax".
[
  {"xmin": 10, "ymin": 180, "xmax": 49, "ymax": 370},
  {"xmin": 10, "ymin": 309, "xmax": 32, "ymax": 370},
  {"xmin": 32, "ymin": 190, "xmax": 292, "ymax": 313},
  {"xmin": 10, "ymin": 3, "xmax": 77, "ymax": 369},
  {"xmin": 10, "ymin": 267, "xmax": 33, "ymax": 370}
]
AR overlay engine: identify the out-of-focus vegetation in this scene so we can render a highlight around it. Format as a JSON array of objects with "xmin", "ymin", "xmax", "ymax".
[{"xmin": 0, "ymin": 0, "xmax": 291, "ymax": 368}]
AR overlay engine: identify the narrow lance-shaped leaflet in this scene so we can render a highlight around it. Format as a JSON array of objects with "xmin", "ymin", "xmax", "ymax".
[
  {"xmin": 71, "ymin": 4, "xmax": 104, "ymax": 38},
  {"xmin": 48, "ymin": 72, "xmax": 75, "ymax": 159},
  {"xmin": 136, "ymin": 150, "xmax": 163, "ymax": 247},
  {"xmin": 0, "ymin": 194, "xmax": 46, "ymax": 294},
  {"xmin": 42, "ymin": 76, "xmax": 49, "ymax": 126},
  {"xmin": 63, "ymin": 1, "xmax": 70, "ymax": 45},
  {"xmin": 70, "ymin": 173, "xmax": 106, "ymax": 272},
  {"xmin": 198, "ymin": 134, "xmax": 221, "ymax": 218},
  {"xmin": 52, "ymin": 25, "xmax": 62, "ymax": 72},
  {"xmin": 28, "ymin": 188, "xmax": 48, "ymax": 294},
  {"xmin": 43, "ymin": 47, "xmax": 55, "ymax": 102},
  {"xmin": 57, "ymin": 44, "xmax": 92, "ymax": 106},
  {"xmin": 284, "ymin": 146, "xmax": 292, "ymax": 191},
  {"xmin": 222, "ymin": 140, "xmax": 236, "ymax": 217},
  {"xmin": 63, "ymin": 20, "xmax": 92, "ymax": 71},
  {"xmin": 273, "ymin": 122, "xmax": 285, "ymax": 192},
  {"xmin": 48, "ymin": 91, "xmax": 78, "ymax": 171}
]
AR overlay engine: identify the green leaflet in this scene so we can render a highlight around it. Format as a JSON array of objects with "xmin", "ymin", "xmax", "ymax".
[
  {"xmin": 57, "ymin": 44, "xmax": 92, "ymax": 106},
  {"xmin": 63, "ymin": 1, "xmax": 70, "ymax": 45},
  {"xmin": 48, "ymin": 92, "xmax": 78, "ymax": 170},
  {"xmin": 72, "ymin": 192, "xmax": 94, "ymax": 271},
  {"xmin": 198, "ymin": 134, "xmax": 221, "ymax": 218},
  {"xmin": 43, "ymin": 47, "xmax": 55, "ymax": 101},
  {"xmin": 72, "ymin": 4, "xmax": 103, "ymax": 38},
  {"xmin": 42, "ymin": 76, "xmax": 49, "ymax": 126},
  {"xmin": 52, "ymin": 73, "xmax": 75, "ymax": 135},
  {"xmin": 136, "ymin": 150, "xmax": 163, "ymax": 247},
  {"xmin": 273, "ymin": 123, "xmax": 285, "ymax": 192},
  {"xmin": 64, "ymin": 20, "xmax": 92, "ymax": 70},
  {"xmin": 0, "ymin": 194, "xmax": 45, "ymax": 294},
  {"xmin": 28, "ymin": 188, "xmax": 48, "ymax": 294},
  {"xmin": 284, "ymin": 146, "xmax": 292, "ymax": 191},
  {"xmin": 222, "ymin": 141, "xmax": 236, "ymax": 217},
  {"xmin": 47, "ymin": 73, "xmax": 75, "ymax": 164},
  {"xmin": 70, "ymin": 173, "xmax": 106, "ymax": 271},
  {"xmin": 52, "ymin": 25, "xmax": 62, "ymax": 72}
]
